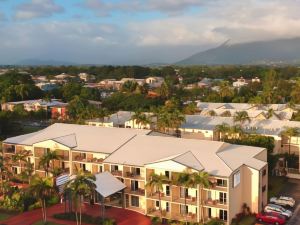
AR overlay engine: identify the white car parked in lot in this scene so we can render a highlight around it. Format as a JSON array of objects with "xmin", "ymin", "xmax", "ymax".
[
  {"xmin": 264, "ymin": 204, "xmax": 293, "ymax": 219},
  {"xmin": 270, "ymin": 196, "xmax": 296, "ymax": 208}
]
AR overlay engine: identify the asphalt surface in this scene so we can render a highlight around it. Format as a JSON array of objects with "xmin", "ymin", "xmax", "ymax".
[{"xmin": 257, "ymin": 178, "xmax": 300, "ymax": 225}]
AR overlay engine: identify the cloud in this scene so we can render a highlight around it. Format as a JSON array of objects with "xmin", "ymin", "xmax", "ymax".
[
  {"xmin": 83, "ymin": 0, "xmax": 209, "ymax": 16},
  {"xmin": 14, "ymin": 0, "xmax": 64, "ymax": 20}
]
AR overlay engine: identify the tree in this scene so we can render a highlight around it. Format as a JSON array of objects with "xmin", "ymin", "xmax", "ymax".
[
  {"xmin": 220, "ymin": 110, "xmax": 231, "ymax": 117},
  {"xmin": 174, "ymin": 170, "xmax": 194, "ymax": 224},
  {"xmin": 183, "ymin": 102, "xmax": 197, "ymax": 115},
  {"xmin": 65, "ymin": 170, "xmax": 96, "ymax": 225},
  {"xmin": 233, "ymin": 111, "xmax": 251, "ymax": 125},
  {"xmin": 39, "ymin": 150, "xmax": 62, "ymax": 177},
  {"xmin": 30, "ymin": 176, "xmax": 54, "ymax": 224},
  {"xmin": 146, "ymin": 173, "xmax": 169, "ymax": 221},
  {"xmin": 219, "ymin": 81, "xmax": 234, "ymax": 101},
  {"xmin": 215, "ymin": 123, "xmax": 230, "ymax": 141},
  {"xmin": 11, "ymin": 149, "xmax": 31, "ymax": 178},
  {"xmin": 192, "ymin": 171, "xmax": 210, "ymax": 224},
  {"xmin": 156, "ymin": 107, "xmax": 185, "ymax": 134},
  {"xmin": 280, "ymin": 127, "xmax": 299, "ymax": 155},
  {"xmin": 229, "ymin": 125, "xmax": 244, "ymax": 140},
  {"xmin": 121, "ymin": 80, "xmax": 138, "ymax": 93},
  {"xmin": 131, "ymin": 111, "xmax": 151, "ymax": 129},
  {"xmin": 266, "ymin": 108, "xmax": 275, "ymax": 119}
]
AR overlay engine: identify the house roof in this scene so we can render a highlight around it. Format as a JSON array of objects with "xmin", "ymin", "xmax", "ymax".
[
  {"xmin": 104, "ymin": 135, "xmax": 266, "ymax": 177},
  {"xmin": 4, "ymin": 123, "xmax": 151, "ymax": 153},
  {"xmin": 2, "ymin": 99, "xmax": 67, "ymax": 107}
]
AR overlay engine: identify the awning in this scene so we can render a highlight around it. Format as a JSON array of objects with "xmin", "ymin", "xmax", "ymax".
[{"xmin": 94, "ymin": 172, "xmax": 126, "ymax": 198}]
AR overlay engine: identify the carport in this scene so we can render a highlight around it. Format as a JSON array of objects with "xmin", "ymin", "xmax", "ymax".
[{"xmin": 94, "ymin": 171, "xmax": 126, "ymax": 220}]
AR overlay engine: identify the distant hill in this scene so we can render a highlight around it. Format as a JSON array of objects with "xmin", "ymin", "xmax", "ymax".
[
  {"xmin": 16, "ymin": 59, "xmax": 76, "ymax": 66},
  {"xmin": 176, "ymin": 37, "xmax": 300, "ymax": 65}
]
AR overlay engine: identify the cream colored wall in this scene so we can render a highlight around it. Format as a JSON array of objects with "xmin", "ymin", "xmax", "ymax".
[
  {"xmin": 33, "ymin": 140, "xmax": 70, "ymax": 151},
  {"xmin": 147, "ymin": 161, "xmax": 188, "ymax": 173},
  {"xmin": 87, "ymin": 121, "xmax": 113, "ymax": 127},
  {"xmin": 125, "ymin": 119, "xmax": 151, "ymax": 129}
]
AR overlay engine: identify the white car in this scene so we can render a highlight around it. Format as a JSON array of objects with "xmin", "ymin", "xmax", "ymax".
[
  {"xmin": 270, "ymin": 196, "xmax": 296, "ymax": 208},
  {"xmin": 264, "ymin": 204, "xmax": 293, "ymax": 219}
]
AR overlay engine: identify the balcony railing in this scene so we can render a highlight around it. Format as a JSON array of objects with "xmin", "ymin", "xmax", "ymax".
[
  {"xmin": 147, "ymin": 192, "xmax": 171, "ymax": 201},
  {"xmin": 111, "ymin": 170, "xmax": 123, "ymax": 176},
  {"xmin": 173, "ymin": 196, "xmax": 197, "ymax": 205},
  {"xmin": 124, "ymin": 171, "xmax": 144, "ymax": 179},
  {"xmin": 72, "ymin": 155, "xmax": 104, "ymax": 163},
  {"xmin": 125, "ymin": 188, "xmax": 145, "ymax": 196},
  {"xmin": 204, "ymin": 199, "xmax": 228, "ymax": 209}
]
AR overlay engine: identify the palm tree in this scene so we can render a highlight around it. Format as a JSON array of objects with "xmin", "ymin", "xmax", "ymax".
[
  {"xmin": 208, "ymin": 110, "xmax": 217, "ymax": 116},
  {"xmin": 30, "ymin": 176, "xmax": 54, "ymax": 224},
  {"xmin": 233, "ymin": 111, "xmax": 251, "ymax": 125},
  {"xmin": 281, "ymin": 127, "xmax": 300, "ymax": 155},
  {"xmin": 11, "ymin": 149, "xmax": 30, "ymax": 176},
  {"xmin": 146, "ymin": 173, "xmax": 169, "ymax": 220},
  {"xmin": 39, "ymin": 150, "xmax": 62, "ymax": 177},
  {"xmin": 219, "ymin": 81, "xmax": 234, "ymax": 100},
  {"xmin": 266, "ymin": 108, "xmax": 275, "ymax": 119},
  {"xmin": 131, "ymin": 111, "xmax": 151, "ymax": 129},
  {"xmin": 65, "ymin": 170, "xmax": 96, "ymax": 225},
  {"xmin": 174, "ymin": 170, "xmax": 194, "ymax": 224},
  {"xmin": 229, "ymin": 125, "xmax": 244, "ymax": 140},
  {"xmin": 220, "ymin": 110, "xmax": 231, "ymax": 117},
  {"xmin": 192, "ymin": 171, "xmax": 210, "ymax": 224},
  {"xmin": 215, "ymin": 123, "xmax": 230, "ymax": 141}
]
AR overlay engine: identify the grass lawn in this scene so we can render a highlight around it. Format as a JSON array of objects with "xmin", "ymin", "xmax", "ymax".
[
  {"xmin": 32, "ymin": 221, "xmax": 64, "ymax": 225},
  {"xmin": 0, "ymin": 213, "xmax": 12, "ymax": 221},
  {"xmin": 268, "ymin": 176, "xmax": 288, "ymax": 198}
]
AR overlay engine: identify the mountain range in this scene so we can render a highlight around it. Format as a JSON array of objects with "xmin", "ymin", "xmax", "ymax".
[{"xmin": 176, "ymin": 37, "xmax": 300, "ymax": 65}]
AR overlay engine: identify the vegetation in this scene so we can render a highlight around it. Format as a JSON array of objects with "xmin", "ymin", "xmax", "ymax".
[{"xmin": 53, "ymin": 212, "xmax": 116, "ymax": 225}]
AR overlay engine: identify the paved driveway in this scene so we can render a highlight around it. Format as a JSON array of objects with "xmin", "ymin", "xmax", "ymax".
[{"xmin": 257, "ymin": 178, "xmax": 300, "ymax": 225}]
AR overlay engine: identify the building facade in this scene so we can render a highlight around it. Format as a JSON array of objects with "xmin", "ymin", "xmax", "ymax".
[{"xmin": 2, "ymin": 123, "xmax": 268, "ymax": 224}]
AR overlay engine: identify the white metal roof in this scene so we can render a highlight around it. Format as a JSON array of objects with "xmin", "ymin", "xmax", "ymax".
[
  {"xmin": 4, "ymin": 123, "xmax": 151, "ymax": 153},
  {"xmin": 94, "ymin": 172, "xmax": 126, "ymax": 198}
]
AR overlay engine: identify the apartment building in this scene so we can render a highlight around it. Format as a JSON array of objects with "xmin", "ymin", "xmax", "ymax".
[{"xmin": 2, "ymin": 123, "xmax": 268, "ymax": 224}]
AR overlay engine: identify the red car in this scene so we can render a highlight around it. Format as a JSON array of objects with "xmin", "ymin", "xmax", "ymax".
[{"xmin": 256, "ymin": 212, "xmax": 286, "ymax": 225}]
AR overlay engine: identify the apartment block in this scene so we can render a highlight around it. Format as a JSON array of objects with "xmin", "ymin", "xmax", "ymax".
[{"xmin": 2, "ymin": 123, "xmax": 268, "ymax": 224}]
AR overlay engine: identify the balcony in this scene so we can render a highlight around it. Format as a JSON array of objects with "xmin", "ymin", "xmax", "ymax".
[
  {"xmin": 172, "ymin": 213, "xmax": 197, "ymax": 222},
  {"xmin": 172, "ymin": 196, "xmax": 197, "ymax": 205},
  {"xmin": 147, "ymin": 192, "xmax": 171, "ymax": 201},
  {"xmin": 72, "ymin": 154, "xmax": 104, "ymax": 164},
  {"xmin": 204, "ymin": 199, "xmax": 228, "ymax": 209},
  {"xmin": 111, "ymin": 170, "xmax": 123, "ymax": 177},
  {"xmin": 3, "ymin": 146, "xmax": 15, "ymax": 154},
  {"xmin": 125, "ymin": 187, "xmax": 145, "ymax": 196},
  {"xmin": 147, "ymin": 208, "xmax": 171, "ymax": 219},
  {"xmin": 124, "ymin": 171, "xmax": 144, "ymax": 180}
]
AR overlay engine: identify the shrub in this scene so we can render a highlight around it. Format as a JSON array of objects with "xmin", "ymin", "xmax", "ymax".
[
  {"xmin": 53, "ymin": 212, "xmax": 116, "ymax": 225},
  {"xmin": 205, "ymin": 219, "xmax": 225, "ymax": 225}
]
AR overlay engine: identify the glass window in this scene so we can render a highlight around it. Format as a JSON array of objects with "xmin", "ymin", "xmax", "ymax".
[
  {"xmin": 166, "ymin": 185, "xmax": 170, "ymax": 196},
  {"xmin": 219, "ymin": 192, "xmax": 227, "ymax": 204},
  {"xmin": 219, "ymin": 210, "xmax": 227, "ymax": 220},
  {"xmin": 131, "ymin": 196, "xmax": 139, "ymax": 207},
  {"xmin": 166, "ymin": 202, "xmax": 169, "ymax": 212},
  {"xmin": 217, "ymin": 179, "xmax": 227, "ymax": 187},
  {"xmin": 165, "ymin": 171, "xmax": 170, "ymax": 179},
  {"xmin": 156, "ymin": 201, "xmax": 160, "ymax": 207}
]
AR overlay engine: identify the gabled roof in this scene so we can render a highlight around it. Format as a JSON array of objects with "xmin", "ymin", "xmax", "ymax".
[{"xmin": 4, "ymin": 123, "xmax": 151, "ymax": 153}]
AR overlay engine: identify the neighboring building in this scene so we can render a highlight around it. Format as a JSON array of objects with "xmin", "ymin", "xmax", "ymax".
[
  {"xmin": 252, "ymin": 77, "xmax": 261, "ymax": 83},
  {"xmin": 51, "ymin": 105, "xmax": 68, "ymax": 120},
  {"xmin": 1, "ymin": 99, "xmax": 67, "ymax": 113},
  {"xmin": 145, "ymin": 77, "xmax": 164, "ymax": 88},
  {"xmin": 180, "ymin": 115, "xmax": 300, "ymax": 175},
  {"xmin": 198, "ymin": 78, "xmax": 212, "ymax": 88},
  {"xmin": 79, "ymin": 73, "xmax": 95, "ymax": 82},
  {"xmin": 35, "ymin": 82, "xmax": 58, "ymax": 91},
  {"xmin": 233, "ymin": 77, "xmax": 248, "ymax": 88},
  {"xmin": 2, "ymin": 123, "xmax": 268, "ymax": 224},
  {"xmin": 86, "ymin": 111, "xmax": 134, "ymax": 128}
]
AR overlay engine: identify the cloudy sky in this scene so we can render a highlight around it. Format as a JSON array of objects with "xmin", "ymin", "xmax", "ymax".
[{"xmin": 1, "ymin": 0, "xmax": 300, "ymax": 65}]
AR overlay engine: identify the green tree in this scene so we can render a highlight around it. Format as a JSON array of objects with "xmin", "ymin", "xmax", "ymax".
[
  {"xmin": 39, "ymin": 150, "xmax": 62, "ymax": 177},
  {"xmin": 65, "ymin": 170, "xmax": 96, "ymax": 225},
  {"xmin": 215, "ymin": 123, "xmax": 230, "ymax": 141},
  {"xmin": 30, "ymin": 176, "xmax": 54, "ymax": 224},
  {"xmin": 280, "ymin": 127, "xmax": 300, "ymax": 155},
  {"xmin": 121, "ymin": 80, "xmax": 138, "ymax": 93},
  {"xmin": 11, "ymin": 149, "xmax": 31, "ymax": 178},
  {"xmin": 131, "ymin": 111, "xmax": 151, "ymax": 129},
  {"xmin": 233, "ymin": 111, "xmax": 251, "ymax": 125},
  {"xmin": 219, "ymin": 81, "xmax": 234, "ymax": 101},
  {"xmin": 192, "ymin": 171, "xmax": 210, "ymax": 224},
  {"xmin": 146, "ymin": 173, "xmax": 169, "ymax": 221}
]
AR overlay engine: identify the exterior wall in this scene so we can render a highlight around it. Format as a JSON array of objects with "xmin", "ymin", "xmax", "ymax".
[
  {"xmin": 87, "ymin": 121, "xmax": 114, "ymax": 128},
  {"xmin": 125, "ymin": 119, "xmax": 151, "ymax": 129}
]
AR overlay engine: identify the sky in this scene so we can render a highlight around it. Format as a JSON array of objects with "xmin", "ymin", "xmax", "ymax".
[{"xmin": 1, "ymin": 0, "xmax": 300, "ymax": 65}]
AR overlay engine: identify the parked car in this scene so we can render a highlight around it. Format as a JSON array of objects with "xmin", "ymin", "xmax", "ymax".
[
  {"xmin": 264, "ymin": 204, "xmax": 292, "ymax": 219},
  {"xmin": 270, "ymin": 196, "xmax": 296, "ymax": 208},
  {"xmin": 256, "ymin": 212, "xmax": 286, "ymax": 225}
]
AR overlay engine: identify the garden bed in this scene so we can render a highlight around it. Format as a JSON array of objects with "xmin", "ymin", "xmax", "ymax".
[{"xmin": 53, "ymin": 212, "xmax": 116, "ymax": 225}]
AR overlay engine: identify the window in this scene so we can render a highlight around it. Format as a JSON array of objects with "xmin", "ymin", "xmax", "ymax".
[
  {"xmin": 166, "ymin": 185, "xmax": 170, "ymax": 196},
  {"xmin": 131, "ymin": 196, "xmax": 139, "ymax": 207},
  {"xmin": 262, "ymin": 185, "xmax": 266, "ymax": 192},
  {"xmin": 208, "ymin": 208, "xmax": 212, "ymax": 218},
  {"xmin": 233, "ymin": 171, "xmax": 241, "ymax": 188},
  {"xmin": 180, "ymin": 187, "xmax": 188, "ymax": 198},
  {"xmin": 133, "ymin": 168, "xmax": 140, "ymax": 176},
  {"xmin": 156, "ymin": 201, "xmax": 160, "ymax": 208},
  {"xmin": 99, "ymin": 166, "xmax": 103, "ymax": 173},
  {"xmin": 208, "ymin": 190, "xmax": 212, "ymax": 199},
  {"xmin": 217, "ymin": 179, "xmax": 227, "ymax": 187},
  {"xmin": 166, "ymin": 202, "xmax": 169, "ymax": 212},
  {"xmin": 111, "ymin": 165, "xmax": 118, "ymax": 172},
  {"xmin": 262, "ymin": 169, "xmax": 266, "ymax": 176},
  {"xmin": 165, "ymin": 171, "xmax": 170, "ymax": 179},
  {"xmin": 180, "ymin": 205, "xmax": 188, "ymax": 214},
  {"xmin": 219, "ymin": 192, "xmax": 227, "ymax": 204},
  {"xmin": 219, "ymin": 210, "xmax": 227, "ymax": 221},
  {"xmin": 131, "ymin": 180, "xmax": 139, "ymax": 191}
]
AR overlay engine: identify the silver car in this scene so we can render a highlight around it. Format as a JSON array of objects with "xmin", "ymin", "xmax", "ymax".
[
  {"xmin": 270, "ymin": 196, "xmax": 296, "ymax": 208},
  {"xmin": 264, "ymin": 204, "xmax": 293, "ymax": 218}
]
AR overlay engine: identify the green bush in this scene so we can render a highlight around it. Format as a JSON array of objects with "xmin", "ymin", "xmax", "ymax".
[
  {"xmin": 53, "ymin": 212, "xmax": 116, "ymax": 225},
  {"xmin": 205, "ymin": 219, "xmax": 225, "ymax": 225},
  {"xmin": 28, "ymin": 201, "xmax": 41, "ymax": 211},
  {"xmin": 47, "ymin": 196, "xmax": 59, "ymax": 206}
]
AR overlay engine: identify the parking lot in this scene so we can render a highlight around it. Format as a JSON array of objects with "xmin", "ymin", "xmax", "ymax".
[{"xmin": 257, "ymin": 178, "xmax": 300, "ymax": 225}]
